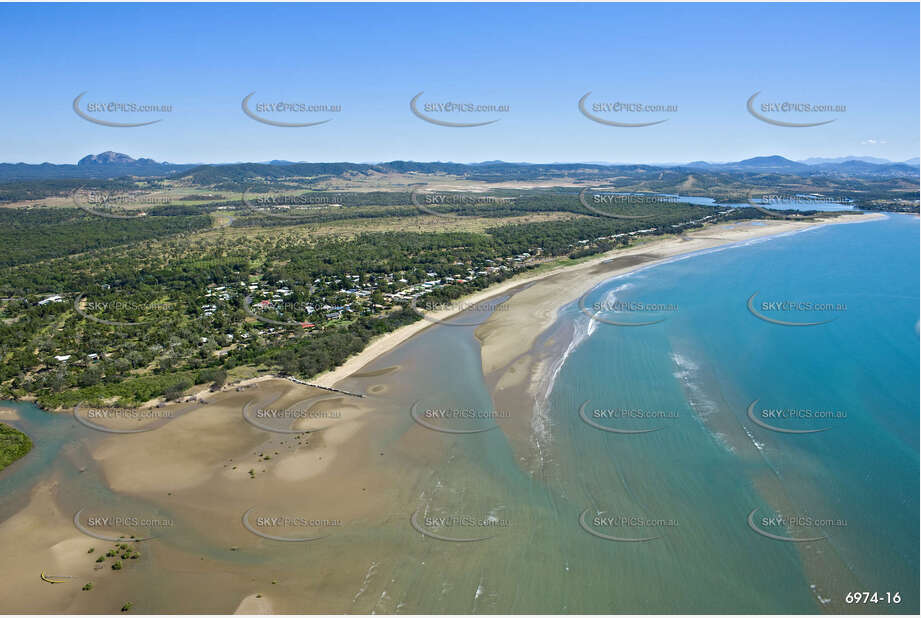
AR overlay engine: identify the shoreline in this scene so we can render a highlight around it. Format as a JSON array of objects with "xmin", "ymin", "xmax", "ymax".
[
  {"xmin": 315, "ymin": 212, "xmax": 883, "ymax": 388},
  {"xmin": 474, "ymin": 210, "xmax": 897, "ymax": 603},
  {"xmin": 0, "ymin": 211, "xmax": 907, "ymax": 614},
  {"xmin": 473, "ymin": 210, "xmax": 889, "ymax": 502},
  {"xmin": 2, "ymin": 213, "xmax": 885, "ymax": 406}
]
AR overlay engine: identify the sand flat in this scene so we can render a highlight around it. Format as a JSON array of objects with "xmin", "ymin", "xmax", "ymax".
[
  {"xmin": 91, "ymin": 381, "xmax": 301, "ymax": 493},
  {"xmin": 235, "ymin": 593, "xmax": 273, "ymax": 614},
  {"xmin": 0, "ymin": 480, "xmax": 106, "ymax": 613}
]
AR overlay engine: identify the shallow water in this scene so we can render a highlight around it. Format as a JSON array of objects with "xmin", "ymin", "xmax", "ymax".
[
  {"xmin": 546, "ymin": 214, "xmax": 918, "ymax": 612},
  {"xmin": 1, "ymin": 216, "xmax": 916, "ymax": 613}
]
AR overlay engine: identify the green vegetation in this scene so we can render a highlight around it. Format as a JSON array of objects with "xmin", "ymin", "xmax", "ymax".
[
  {"xmin": 0, "ymin": 208, "xmax": 211, "ymax": 268},
  {"xmin": 1, "ymin": 163, "xmax": 907, "ymax": 408},
  {"xmin": 0, "ymin": 178, "xmax": 135, "ymax": 202},
  {"xmin": 0, "ymin": 423, "xmax": 32, "ymax": 471}
]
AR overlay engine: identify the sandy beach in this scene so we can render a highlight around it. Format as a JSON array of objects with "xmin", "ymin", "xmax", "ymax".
[
  {"xmin": 0, "ymin": 211, "xmax": 891, "ymax": 613},
  {"xmin": 314, "ymin": 213, "xmax": 881, "ymax": 389}
]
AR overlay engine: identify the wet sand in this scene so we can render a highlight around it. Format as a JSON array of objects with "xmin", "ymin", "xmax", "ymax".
[
  {"xmin": 0, "ymin": 378, "xmax": 399, "ymax": 613},
  {"xmin": 0, "ymin": 212, "xmax": 886, "ymax": 613}
]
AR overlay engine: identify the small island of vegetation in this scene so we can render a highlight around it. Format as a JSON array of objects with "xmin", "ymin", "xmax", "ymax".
[{"xmin": 0, "ymin": 422, "xmax": 32, "ymax": 471}]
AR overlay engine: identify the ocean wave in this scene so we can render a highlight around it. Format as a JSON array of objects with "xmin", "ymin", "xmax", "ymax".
[
  {"xmin": 670, "ymin": 352, "xmax": 734, "ymax": 453},
  {"xmin": 352, "ymin": 560, "xmax": 379, "ymax": 605},
  {"xmin": 531, "ymin": 227, "xmax": 818, "ymax": 459},
  {"xmin": 527, "ymin": 311, "xmax": 597, "ymax": 472},
  {"xmin": 530, "ymin": 221, "xmax": 852, "ymax": 453},
  {"xmin": 742, "ymin": 424, "xmax": 765, "ymax": 452}
]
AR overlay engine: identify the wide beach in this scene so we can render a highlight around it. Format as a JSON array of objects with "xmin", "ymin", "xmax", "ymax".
[{"xmin": 315, "ymin": 213, "xmax": 880, "ymax": 389}]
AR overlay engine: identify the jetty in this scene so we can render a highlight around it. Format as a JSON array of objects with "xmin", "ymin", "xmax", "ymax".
[{"xmin": 285, "ymin": 376, "xmax": 365, "ymax": 398}]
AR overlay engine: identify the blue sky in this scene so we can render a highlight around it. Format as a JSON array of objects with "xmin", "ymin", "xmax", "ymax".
[{"xmin": 1, "ymin": 2, "xmax": 918, "ymax": 164}]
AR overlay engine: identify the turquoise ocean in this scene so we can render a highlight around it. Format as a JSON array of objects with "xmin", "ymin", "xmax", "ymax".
[{"xmin": 539, "ymin": 214, "xmax": 919, "ymax": 612}]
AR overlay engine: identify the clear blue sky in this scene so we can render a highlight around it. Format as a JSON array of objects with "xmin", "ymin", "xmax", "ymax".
[{"xmin": 1, "ymin": 2, "xmax": 918, "ymax": 164}]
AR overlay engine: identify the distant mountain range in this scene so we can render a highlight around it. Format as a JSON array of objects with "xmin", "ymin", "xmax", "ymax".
[
  {"xmin": 0, "ymin": 151, "xmax": 917, "ymax": 183},
  {"xmin": 0, "ymin": 151, "xmax": 197, "ymax": 181},
  {"xmin": 673, "ymin": 155, "xmax": 919, "ymax": 177},
  {"xmin": 798, "ymin": 156, "xmax": 893, "ymax": 165}
]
